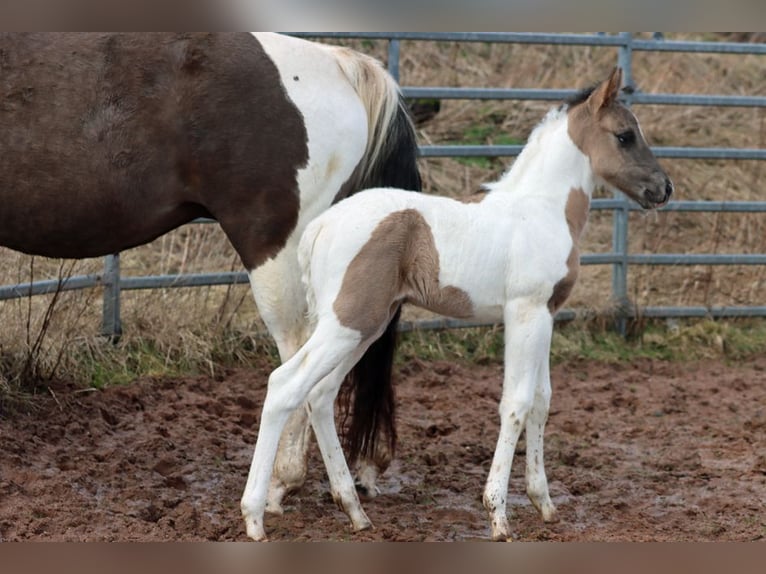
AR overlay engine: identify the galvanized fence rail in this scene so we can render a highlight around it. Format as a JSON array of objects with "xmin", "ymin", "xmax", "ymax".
[{"xmin": 1, "ymin": 32, "xmax": 764, "ymax": 337}]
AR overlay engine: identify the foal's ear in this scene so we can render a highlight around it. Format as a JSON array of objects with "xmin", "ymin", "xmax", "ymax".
[{"xmin": 588, "ymin": 67, "xmax": 623, "ymax": 114}]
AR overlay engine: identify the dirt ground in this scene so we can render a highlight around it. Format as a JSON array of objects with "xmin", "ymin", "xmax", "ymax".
[{"xmin": 1, "ymin": 355, "xmax": 764, "ymax": 542}]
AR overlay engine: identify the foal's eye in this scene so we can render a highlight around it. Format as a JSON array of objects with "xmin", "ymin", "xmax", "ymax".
[{"xmin": 616, "ymin": 130, "xmax": 636, "ymax": 146}]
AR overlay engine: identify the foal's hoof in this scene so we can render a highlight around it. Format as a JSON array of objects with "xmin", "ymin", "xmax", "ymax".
[
  {"xmin": 488, "ymin": 518, "xmax": 512, "ymax": 542},
  {"xmin": 542, "ymin": 505, "xmax": 559, "ymax": 523},
  {"xmin": 265, "ymin": 499, "xmax": 285, "ymax": 516},
  {"xmin": 351, "ymin": 517, "xmax": 374, "ymax": 533},
  {"xmin": 490, "ymin": 530, "xmax": 514, "ymax": 542},
  {"xmin": 243, "ymin": 517, "xmax": 268, "ymax": 542},
  {"xmin": 531, "ymin": 498, "xmax": 558, "ymax": 523}
]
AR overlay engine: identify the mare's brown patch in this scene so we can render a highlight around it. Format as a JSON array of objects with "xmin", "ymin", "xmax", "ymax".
[
  {"xmin": 0, "ymin": 33, "xmax": 305, "ymax": 269},
  {"xmin": 548, "ymin": 187, "xmax": 589, "ymax": 313},
  {"xmin": 334, "ymin": 209, "xmax": 474, "ymax": 338}
]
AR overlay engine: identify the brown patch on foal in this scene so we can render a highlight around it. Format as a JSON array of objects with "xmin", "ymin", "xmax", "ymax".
[
  {"xmin": 457, "ymin": 191, "xmax": 489, "ymax": 204},
  {"xmin": 548, "ymin": 187, "xmax": 589, "ymax": 313},
  {"xmin": 334, "ymin": 209, "xmax": 474, "ymax": 338}
]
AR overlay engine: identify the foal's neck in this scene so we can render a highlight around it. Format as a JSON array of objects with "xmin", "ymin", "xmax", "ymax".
[{"xmin": 486, "ymin": 108, "xmax": 596, "ymax": 206}]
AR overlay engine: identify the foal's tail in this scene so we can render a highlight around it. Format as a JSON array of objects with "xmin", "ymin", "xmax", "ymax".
[{"xmin": 330, "ymin": 46, "xmax": 422, "ymax": 471}]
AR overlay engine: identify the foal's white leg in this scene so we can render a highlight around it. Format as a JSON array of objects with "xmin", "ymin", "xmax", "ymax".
[
  {"xmin": 240, "ymin": 323, "xmax": 361, "ymax": 541},
  {"xmin": 524, "ymin": 357, "xmax": 557, "ymax": 522},
  {"xmin": 307, "ymin": 350, "xmax": 374, "ymax": 532},
  {"xmin": 249, "ymin": 254, "xmax": 314, "ymax": 514},
  {"xmin": 483, "ymin": 300, "xmax": 553, "ymax": 541}
]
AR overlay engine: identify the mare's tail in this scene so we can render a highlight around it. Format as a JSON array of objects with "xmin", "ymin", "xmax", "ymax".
[{"xmin": 329, "ymin": 45, "xmax": 422, "ymax": 471}]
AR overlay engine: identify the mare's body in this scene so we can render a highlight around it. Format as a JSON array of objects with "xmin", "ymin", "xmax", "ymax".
[{"xmin": 0, "ymin": 32, "xmax": 420, "ymax": 521}]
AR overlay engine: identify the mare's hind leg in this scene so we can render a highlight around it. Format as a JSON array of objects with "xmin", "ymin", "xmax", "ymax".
[
  {"xmin": 483, "ymin": 300, "xmax": 553, "ymax": 541},
  {"xmin": 354, "ymin": 440, "xmax": 391, "ymax": 499},
  {"xmin": 524, "ymin": 359, "xmax": 557, "ymax": 522},
  {"xmin": 248, "ymin": 256, "xmax": 314, "ymax": 514},
  {"xmin": 267, "ymin": 404, "xmax": 311, "ymax": 514},
  {"xmin": 241, "ymin": 320, "xmax": 362, "ymax": 541}
]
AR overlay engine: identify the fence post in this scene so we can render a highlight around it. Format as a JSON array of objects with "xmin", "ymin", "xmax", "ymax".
[
  {"xmin": 101, "ymin": 253, "xmax": 122, "ymax": 341},
  {"xmin": 612, "ymin": 32, "xmax": 634, "ymax": 335},
  {"xmin": 387, "ymin": 38, "xmax": 401, "ymax": 81}
]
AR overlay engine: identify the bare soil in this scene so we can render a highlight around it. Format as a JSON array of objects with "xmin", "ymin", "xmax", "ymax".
[{"xmin": 1, "ymin": 356, "xmax": 764, "ymax": 542}]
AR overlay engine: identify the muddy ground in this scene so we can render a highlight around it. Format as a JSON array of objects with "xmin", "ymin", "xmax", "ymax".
[{"xmin": 1, "ymin": 356, "xmax": 764, "ymax": 541}]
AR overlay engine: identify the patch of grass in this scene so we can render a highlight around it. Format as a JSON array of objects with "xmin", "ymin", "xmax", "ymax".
[
  {"xmin": 74, "ymin": 329, "xmax": 281, "ymax": 391},
  {"xmin": 1, "ymin": 326, "xmax": 281, "ymax": 408},
  {"xmin": 456, "ymin": 121, "xmax": 524, "ymax": 169},
  {"xmin": 398, "ymin": 326, "xmax": 505, "ymax": 365},
  {"xmin": 398, "ymin": 318, "xmax": 766, "ymax": 367},
  {"xmin": 71, "ymin": 338, "xmax": 188, "ymax": 390}
]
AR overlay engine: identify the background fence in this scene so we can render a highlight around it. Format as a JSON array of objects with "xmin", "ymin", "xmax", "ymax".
[{"xmin": 1, "ymin": 32, "xmax": 764, "ymax": 338}]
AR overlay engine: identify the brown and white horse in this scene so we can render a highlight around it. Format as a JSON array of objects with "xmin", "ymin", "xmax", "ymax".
[
  {"xmin": 0, "ymin": 33, "xmax": 419, "ymax": 521},
  {"xmin": 242, "ymin": 68, "xmax": 673, "ymax": 541}
]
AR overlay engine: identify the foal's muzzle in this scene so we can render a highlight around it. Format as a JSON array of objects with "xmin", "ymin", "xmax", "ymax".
[{"xmin": 642, "ymin": 177, "xmax": 673, "ymax": 209}]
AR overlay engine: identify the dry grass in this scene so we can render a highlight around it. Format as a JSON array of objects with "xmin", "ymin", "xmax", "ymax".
[{"xmin": 0, "ymin": 33, "xmax": 764, "ymax": 394}]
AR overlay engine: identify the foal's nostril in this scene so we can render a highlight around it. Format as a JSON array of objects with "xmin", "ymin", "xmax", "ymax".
[{"xmin": 665, "ymin": 179, "xmax": 674, "ymax": 198}]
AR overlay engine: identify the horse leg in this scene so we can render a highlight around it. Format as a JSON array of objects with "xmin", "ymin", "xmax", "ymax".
[
  {"xmin": 307, "ymin": 349, "xmax": 375, "ymax": 532},
  {"xmin": 240, "ymin": 321, "xmax": 361, "ymax": 541},
  {"xmin": 248, "ymin": 253, "xmax": 314, "ymax": 514},
  {"xmin": 524, "ymin": 358, "xmax": 557, "ymax": 522},
  {"xmin": 348, "ymin": 308, "xmax": 401, "ymax": 499},
  {"xmin": 267, "ymin": 401, "xmax": 311, "ymax": 515},
  {"xmin": 354, "ymin": 440, "xmax": 390, "ymax": 499},
  {"xmin": 483, "ymin": 300, "xmax": 553, "ymax": 541}
]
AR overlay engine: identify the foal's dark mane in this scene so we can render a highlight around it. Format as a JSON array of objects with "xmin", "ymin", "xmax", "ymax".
[
  {"xmin": 565, "ymin": 82, "xmax": 630, "ymax": 109},
  {"xmin": 565, "ymin": 84, "xmax": 598, "ymax": 107}
]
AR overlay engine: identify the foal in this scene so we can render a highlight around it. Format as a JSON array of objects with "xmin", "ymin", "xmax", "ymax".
[{"xmin": 241, "ymin": 67, "xmax": 673, "ymax": 541}]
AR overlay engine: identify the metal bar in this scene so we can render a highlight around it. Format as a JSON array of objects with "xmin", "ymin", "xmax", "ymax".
[
  {"xmin": 291, "ymin": 32, "xmax": 766, "ymax": 55},
  {"xmin": 638, "ymin": 306, "xmax": 766, "ymax": 318},
  {"xmin": 290, "ymin": 32, "xmax": 629, "ymax": 46},
  {"xmin": 402, "ymin": 87, "xmax": 576, "ymax": 101},
  {"xmin": 418, "ymin": 144, "xmax": 766, "ymax": 160},
  {"xmin": 400, "ymin": 305, "xmax": 766, "ymax": 332},
  {"xmin": 653, "ymin": 147, "xmax": 766, "ymax": 160},
  {"xmin": 629, "ymin": 254, "xmax": 766, "ymax": 265},
  {"xmin": 419, "ymin": 145, "xmax": 523, "ymax": 157},
  {"xmin": 631, "ymin": 38, "xmax": 766, "ymax": 55},
  {"xmin": 402, "ymin": 87, "xmax": 766, "ymax": 109},
  {"xmin": 631, "ymin": 92, "xmax": 766, "ymax": 108},
  {"xmin": 119, "ymin": 271, "xmax": 249, "ymax": 291},
  {"xmin": 591, "ymin": 199, "xmax": 766, "ymax": 212},
  {"xmin": 582, "ymin": 253, "xmax": 766, "ymax": 265},
  {"xmin": 0, "ymin": 274, "xmax": 102, "ymax": 300}
]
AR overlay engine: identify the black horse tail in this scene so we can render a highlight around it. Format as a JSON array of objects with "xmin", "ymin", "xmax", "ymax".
[{"xmin": 332, "ymin": 48, "xmax": 422, "ymax": 471}]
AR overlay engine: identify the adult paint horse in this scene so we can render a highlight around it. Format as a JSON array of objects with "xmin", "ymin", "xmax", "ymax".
[
  {"xmin": 0, "ymin": 33, "xmax": 420, "ymax": 517},
  {"xmin": 242, "ymin": 67, "xmax": 673, "ymax": 541}
]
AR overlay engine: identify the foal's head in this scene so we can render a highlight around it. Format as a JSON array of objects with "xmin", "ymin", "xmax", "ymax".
[{"xmin": 568, "ymin": 67, "xmax": 673, "ymax": 209}]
